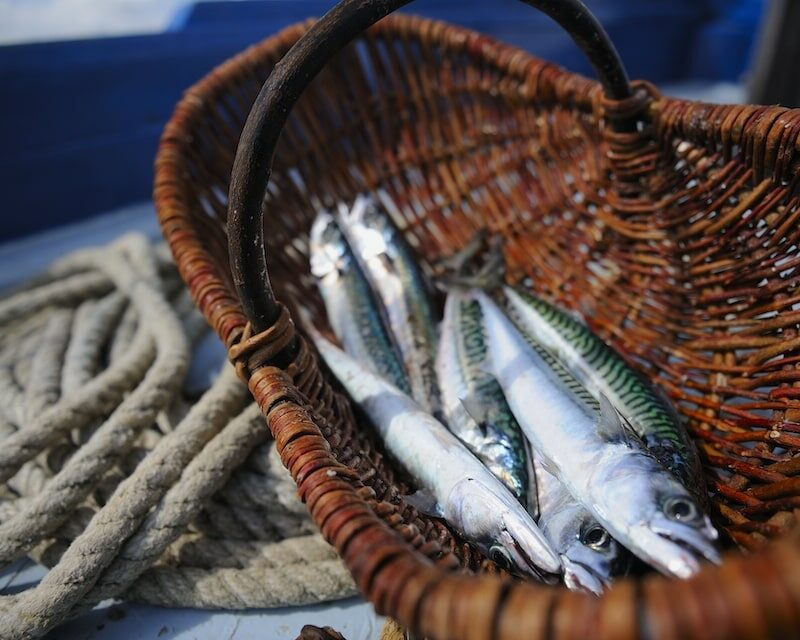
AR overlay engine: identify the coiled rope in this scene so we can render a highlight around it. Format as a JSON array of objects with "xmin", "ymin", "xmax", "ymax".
[{"xmin": 0, "ymin": 233, "xmax": 356, "ymax": 639}]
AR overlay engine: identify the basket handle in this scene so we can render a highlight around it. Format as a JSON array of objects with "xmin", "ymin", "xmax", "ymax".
[{"xmin": 229, "ymin": 0, "xmax": 634, "ymax": 340}]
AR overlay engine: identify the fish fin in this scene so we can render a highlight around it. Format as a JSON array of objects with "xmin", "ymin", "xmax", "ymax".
[
  {"xmin": 437, "ymin": 268, "xmax": 504, "ymax": 293},
  {"xmin": 536, "ymin": 454, "xmax": 560, "ymax": 478},
  {"xmin": 460, "ymin": 394, "xmax": 489, "ymax": 433},
  {"xmin": 404, "ymin": 489, "xmax": 442, "ymax": 517},
  {"xmin": 478, "ymin": 235, "xmax": 506, "ymax": 282},
  {"xmin": 525, "ymin": 441, "xmax": 540, "ymax": 520},
  {"xmin": 597, "ymin": 393, "xmax": 631, "ymax": 445}
]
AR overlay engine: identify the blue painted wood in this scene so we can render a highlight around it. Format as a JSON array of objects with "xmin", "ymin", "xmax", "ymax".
[
  {"xmin": 2, "ymin": 126, "xmax": 159, "ymax": 240},
  {"xmin": 0, "ymin": 27, "xmax": 295, "ymax": 240},
  {"xmin": 0, "ymin": 0, "xmax": 762, "ymax": 241},
  {"xmin": 179, "ymin": 0, "xmax": 706, "ymax": 29},
  {"xmin": 177, "ymin": 0, "xmax": 711, "ymax": 81},
  {"xmin": 688, "ymin": 0, "xmax": 766, "ymax": 81},
  {"xmin": 1, "ymin": 29, "xmax": 290, "ymax": 155}
]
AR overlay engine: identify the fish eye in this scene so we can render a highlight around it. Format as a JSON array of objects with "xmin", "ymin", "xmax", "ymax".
[
  {"xmin": 664, "ymin": 497, "xmax": 699, "ymax": 523},
  {"xmin": 581, "ymin": 525, "xmax": 610, "ymax": 550},
  {"xmin": 489, "ymin": 545, "xmax": 513, "ymax": 570}
]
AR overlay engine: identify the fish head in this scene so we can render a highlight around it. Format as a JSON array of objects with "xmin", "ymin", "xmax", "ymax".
[
  {"xmin": 355, "ymin": 195, "xmax": 394, "ymax": 235},
  {"xmin": 537, "ymin": 494, "xmax": 623, "ymax": 596},
  {"xmin": 339, "ymin": 196, "xmax": 393, "ymax": 260},
  {"xmin": 309, "ymin": 211, "xmax": 348, "ymax": 278},
  {"xmin": 446, "ymin": 477, "xmax": 561, "ymax": 579},
  {"xmin": 559, "ymin": 516, "xmax": 626, "ymax": 596},
  {"xmin": 616, "ymin": 470, "xmax": 720, "ymax": 579}
]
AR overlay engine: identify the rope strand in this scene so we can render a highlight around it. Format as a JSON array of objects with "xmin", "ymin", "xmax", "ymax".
[{"xmin": 0, "ymin": 234, "xmax": 355, "ymax": 638}]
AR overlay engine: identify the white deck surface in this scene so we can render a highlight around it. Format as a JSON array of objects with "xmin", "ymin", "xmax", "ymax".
[{"xmin": 0, "ymin": 203, "xmax": 384, "ymax": 640}]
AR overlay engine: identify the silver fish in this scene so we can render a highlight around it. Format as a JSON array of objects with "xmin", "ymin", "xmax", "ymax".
[
  {"xmin": 337, "ymin": 193, "xmax": 440, "ymax": 415},
  {"xmin": 439, "ymin": 271, "xmax": 623, "ymax": 593},
  {"xmin": 477, "ymin": 291, "xmax": 719, "ymax": 579},
  {"xmin": 310, "ymin": 211, "xmax": 410, "ymax": 393},
  {"xmin": 311, "ymin": 328, "xmax": 561, "ymax": 579},
  {"xmin": 533, "ymin": 455, "xmax": 626, "ymax": 595},
  {"xmin": 503, "ymin": 285, "xmax": 706, "ymax": 503},
  {"xmin": 436, "ymin": 288, "xmax": 532, "ymax": 508}
]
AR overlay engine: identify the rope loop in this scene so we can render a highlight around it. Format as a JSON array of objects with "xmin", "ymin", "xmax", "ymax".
[{"xmin": 0, "ymin": 236, "xmax": 355, "ymax": 639}]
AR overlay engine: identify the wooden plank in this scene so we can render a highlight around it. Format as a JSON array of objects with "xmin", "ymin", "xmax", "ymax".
[
  {"xmin": 180, "ymin": 0, "xmax": 706, "ymax": 29},
  {"xmin": 0, "ymin": 0, "xmax": 749, "ymax": 241},
  {"xmin": 2, "ymin": 126, "xmax": 160, "ymax": 240}
]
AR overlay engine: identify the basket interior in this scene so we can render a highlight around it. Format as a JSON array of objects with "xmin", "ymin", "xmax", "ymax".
[{"xmin": 169, "ymin": 15, "xmax": 800, "ymax": 562}]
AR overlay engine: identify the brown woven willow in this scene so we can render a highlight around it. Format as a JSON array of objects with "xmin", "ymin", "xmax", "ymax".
[{"xmin": 156, "ymin": 1, "xmax": 800, "ymax": 637}]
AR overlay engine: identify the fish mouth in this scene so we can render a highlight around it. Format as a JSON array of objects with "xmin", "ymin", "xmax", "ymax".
[
  {"xmin": 561, "ymin": 555, "xmax": 608, "ymax": 596},
  {"xmin": 449, "ymin": 478, "xmax": 561, "ymax": 579},
  {"xmin": 500, "ymin": 515, "xmax": 562, "ymax": 578},
  {"xmin": 510, "ymin": 538, "xmax": 560, "ymax": 584},
  {"xmin": 650, "ymin": 515, "xmax": 720, "ymax": 566},
  {"xmin": 631, "ymin": 517, "xmax": 720, "ymax": 579},
  {"xmin": 339, "ymin": 198, "xmax": 389, "ymax": 259}
]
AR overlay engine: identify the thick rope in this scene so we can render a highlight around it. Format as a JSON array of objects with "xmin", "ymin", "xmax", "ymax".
[
  {"xmin": 0, "ymin": 352, "xmax": 27, "ymax": 427},
  {"xmin": 0, "ymin": 272, "xmax": 113, "ymax": 326},
  {"xmin": 0, "ymin": 321, "xmax": 157, "ymax": 484},
  {"xmin": 0, "ymin": 238, "xmax": 189, "ymax": 566},
  {"xmin": 61, "ymin": 293, "xmax": 126, "ymax": 395},
  {"xmin": 160, "ymin": 532, "xmax": 336, "ymax": 569},
  {"xmin": 108, "ymin": 303, "xmax": 138, "ymax": 364},
  {"xmin": 24, "ymin": 309, "xmax": 74, "ymax": 423},
  {"xmin": 0, "ymin": 233, "xmax": 355, "ymax": 638},
  {"xmin": 126, "ymin": 559, "xmax": 355, "ymax": 609},
  {"xmin": 381, "ymin": 620, "xmax": 409, "ymax": 640}
]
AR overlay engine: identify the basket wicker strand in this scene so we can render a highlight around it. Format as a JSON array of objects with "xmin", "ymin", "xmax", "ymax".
[{"xmin": 156, "ymin": 1, "xmax": 800, "ymax": 637}]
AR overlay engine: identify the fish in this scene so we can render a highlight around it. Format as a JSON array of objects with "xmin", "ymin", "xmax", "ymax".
[
  {"xmin": 436, "ymin": 288, "xmax": 532, "ymax": 508},
  {"xmin": 337, "ymin": 193, "xmax": 440, "ymax": 415},
  {"xmin": 503, "ymin": 285, "xmax": 707, "ymax": 502},
  {"xmin": 532, "ymin": 455, "xmax": 626, "ymax": 595},
  {"xmin": 477, "ymin": 290, "xmax": 719, "ymax": 579},
  {"xmin": 436, "ymin": 253, "xmax": 623, "ymax": 593},
  {"xmin": 309, "ymin": 211, "xmax": 410, "ymax": 393},
  {"xmin": 311, "ymin": 328, "xmax": 562, "ymax": 579},
  {"xmin": 433, "ymin": 238, "xmax": 602, "ymax": 419}
]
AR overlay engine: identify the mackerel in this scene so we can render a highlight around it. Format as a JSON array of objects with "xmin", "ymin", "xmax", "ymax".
[
  {"xmin": 312, "ymin": 329, "xmax": 562, "ymax": 579},
  {"xmin": 503, "ymin": 286, "xmax": 705, "ymax": 500},
  {"xmin": 310, "ymin": 211, "xmax": 409, "ymax": 392},
  {"xmin": 436, "ymin": 289, "xmax": 531, "ymax": 508},
  {"xmin": 432, "ymin": 277, "xmax": 630, "ymax": 592},
  {"xmin": 477, "ymin": 291, "xmax": 719, "ymax": 578},
  {"xmin": 337, "ymin": 193, "xmax": 440, "ymax": 415},
  {"xmin": 533, "ymin": 455, "xmax": 626, "ymax": 595}
]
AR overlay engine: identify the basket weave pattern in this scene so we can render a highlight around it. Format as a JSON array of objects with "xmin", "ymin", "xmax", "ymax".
[{"xmin": 156, "ymin": 15, "xmax": 800, "ymax": 639}]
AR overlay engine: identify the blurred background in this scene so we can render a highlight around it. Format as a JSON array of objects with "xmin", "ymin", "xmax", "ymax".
[{"xmin": 0, "ymin": 0, "xmax": 789, "ymax": 242}]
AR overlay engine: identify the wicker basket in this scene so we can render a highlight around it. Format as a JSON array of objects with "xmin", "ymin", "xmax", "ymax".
[{"xmin": 155, "ymin": 1, "xmax": 800, "ymax": 637}]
